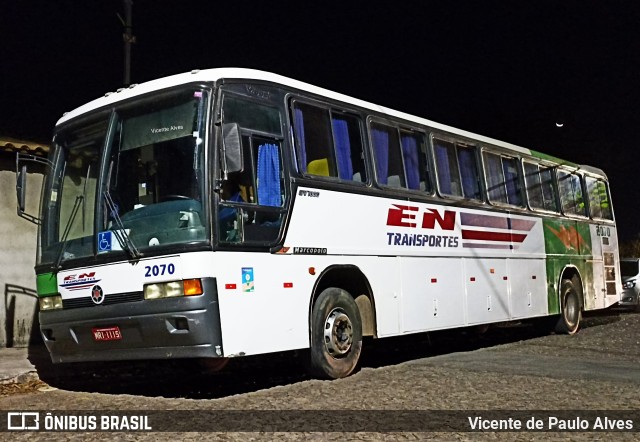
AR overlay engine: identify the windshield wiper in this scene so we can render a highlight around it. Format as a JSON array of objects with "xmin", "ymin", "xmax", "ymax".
[
  {"xmin": 81, "ymin": 165, "xmax": 90, "ymax": 231},
  {"xmin": 104, "ymin": 191, "xmax": 142, "ymax": 260},
  {"xmin": 53, "ymin": 194, "xmax": 84, "ymax": 271}
]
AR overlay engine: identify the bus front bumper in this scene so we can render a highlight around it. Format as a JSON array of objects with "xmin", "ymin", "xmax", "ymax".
[{"xmin": 38, "ymin": 278, "xmax": 224, "ymax": 363}]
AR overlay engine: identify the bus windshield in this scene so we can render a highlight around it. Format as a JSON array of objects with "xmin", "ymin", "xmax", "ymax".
[{"xmin": 39, "ymin": 88, "xmax": 209, "ymax": 267}]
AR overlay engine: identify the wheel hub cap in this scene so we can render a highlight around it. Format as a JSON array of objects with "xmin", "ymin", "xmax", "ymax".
[{"xmin": 323, "ymin": 308, "xmax": 353, "ymax": 357}]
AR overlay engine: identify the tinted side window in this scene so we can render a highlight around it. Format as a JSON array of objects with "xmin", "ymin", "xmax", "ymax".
[
  {"xmin": 401, "ymin": 130, "xmax": 430, "ymax": 192},
  {"xmin": 539, "ymin": 166, "xmax": 557, "ymax": 212},
  {"xmin": 434, "ymin": 138, "xmax": 481, "ymax": 200},
  {"xmin": 586, "ymin": 176, "xmax": 613, "ymax": 220},
  {"xmin": 219, "ymin": 95, "xmax": 285, "ymax": 244},
  {"xmin": 484, "ymin": 152, "xmax": 507, "ymax": 203},
  {"xmin": 332, "ymin": 113, "xmax": 367, "ymax": 182},
  {"xmin": 293, "ymin": 102, "xmax": 334, "ymax": 177},
  {"xmin": 370, "ymin": 123, "xmax": 431, "ymax": 191},
  {"xmin": 483, "ymin": 151, "xmax": 523, "ymax": 206},
  {"xmin": 524, "ymin": 161, "xmax": 558, "ymax": 212},
  {"xmin": 371, "ymin": 122, "xmax": 405, "ymax": 188},
  {"xmin": 292, "ymin": 101, "xmax": 366, "ymax": 182},
  {"xmin": 223, "ymin": 96, "xmax": 282, "ymax": 135},
  {"xmin": 558, "ymin": 170, "xmax": 586, "ymax": 216}
]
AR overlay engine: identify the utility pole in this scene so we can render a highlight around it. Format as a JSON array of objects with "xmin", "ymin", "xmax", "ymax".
[{"xmin": 121, "ymin": 0, "xmax": 136, "ymax": 86}]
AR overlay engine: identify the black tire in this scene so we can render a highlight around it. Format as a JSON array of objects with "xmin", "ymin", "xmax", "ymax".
[
  {"xmin": 309, "ymin": 288, "xmax": 363, "ymax": 379},
  {"xmin": 555, "ymin": 278, "xmax": 582, "ymax": 335},
  {"xmin": 532, "ymin": 315, "xmax": 557, "ymax": 335}
]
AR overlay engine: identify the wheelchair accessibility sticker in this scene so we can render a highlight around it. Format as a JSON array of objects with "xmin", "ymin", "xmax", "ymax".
[{"xmin": 98, "ymin": 231, "xmax": 113, "ymax": 252}]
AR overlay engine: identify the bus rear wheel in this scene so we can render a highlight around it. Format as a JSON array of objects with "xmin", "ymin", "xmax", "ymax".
[
  {"xmin": 310, "ymin": 288, "xmax": 362, "ymax": 379},
  {"xmin": 555, "ymin": 278, "xmax": 582, "ymax": 335}
]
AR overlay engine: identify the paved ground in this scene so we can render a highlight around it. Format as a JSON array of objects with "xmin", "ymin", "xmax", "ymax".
[{"xmin": 0, "ymin": 309, "xmax": 638, "ymax": 440}]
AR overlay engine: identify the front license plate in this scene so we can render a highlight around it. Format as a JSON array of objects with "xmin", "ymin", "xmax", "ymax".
[{"xmin": 92, "ymin": 326, "xmax": 122, "ymax": 342}]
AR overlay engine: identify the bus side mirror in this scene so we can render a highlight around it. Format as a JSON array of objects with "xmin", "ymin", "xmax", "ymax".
[
  {"xmin": 15, "ymin": 153, "xmax": 48, "ymax": 225},
  {"xmin": 16, "ymin": 164, "xmax": 27, "ymax": 215},
  {"xmin": 222, "ymin": 123, "xmax": 243, "ymax": 174}
]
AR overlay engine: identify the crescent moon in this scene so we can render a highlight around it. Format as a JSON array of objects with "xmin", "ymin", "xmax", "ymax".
[{"xmin": 556, "ymin": 122, "xmax": 564, "ymax": 128}]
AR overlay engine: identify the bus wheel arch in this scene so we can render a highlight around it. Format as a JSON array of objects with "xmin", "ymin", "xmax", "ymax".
[
  {"xmin": 309, "ymin": 265, "xmax": 377, "ymax": 338},
  {"xmin": 555, "ymin": 267, "xmax": 584, "ymax": 335}
]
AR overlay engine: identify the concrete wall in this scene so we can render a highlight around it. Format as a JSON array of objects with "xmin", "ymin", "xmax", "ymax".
[{"xmin": 0, "ymin": 153, "xmax": 43, "ymax": 347}]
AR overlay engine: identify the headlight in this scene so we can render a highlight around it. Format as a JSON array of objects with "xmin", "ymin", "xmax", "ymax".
[
  {"xmin": 39, "ymin": 295, "xmax": 63, "ymax": 311},
  {"xmin": 144, "ymin": 279, "xmax": 203, "ymax": 300},
  {"xmin": 623, "ymin": 280, "xmax": 636, "ymax": 289}
]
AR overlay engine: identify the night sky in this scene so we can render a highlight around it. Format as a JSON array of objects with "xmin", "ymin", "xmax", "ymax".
[{"xmin": 3, "ymin": 1, "xmax": 639, "ymax": 239}]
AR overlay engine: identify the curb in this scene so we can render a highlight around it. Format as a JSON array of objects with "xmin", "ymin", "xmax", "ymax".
[{"xmin": 0, "ymin": 371, "xmax": 40, "ymax": 385}]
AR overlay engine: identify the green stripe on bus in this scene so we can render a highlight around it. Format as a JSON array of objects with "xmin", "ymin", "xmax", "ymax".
[
  {"xmin": 529, "ymin": 150, "xmax": 578, "ymax": 168},
  {"xmin": 542, "ymin": 219, "xmax": 594, "ymax": 314},
  {"xmin": 37, "ymin": 272, "xmax": 58, "ymax": 296}
]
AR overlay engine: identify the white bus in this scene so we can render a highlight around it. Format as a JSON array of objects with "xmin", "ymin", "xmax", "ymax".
[{"xmin": 17, "ymin": 68, "xmax": 620, "ymax": 379}]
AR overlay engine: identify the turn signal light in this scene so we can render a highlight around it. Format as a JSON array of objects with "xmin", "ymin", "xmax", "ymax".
[
  {"xmin": 183, "ymin": 279, "xmax": 203, "ymax": 296},
  {"xmin": 144, "ymin": 279, "xmax": 203, "ymax": 300}
]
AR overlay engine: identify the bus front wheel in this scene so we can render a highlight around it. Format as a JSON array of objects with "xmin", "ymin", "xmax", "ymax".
[
  {"xmin": 310, "ymin": 288, "xmax": 362, "ymax": 379},
  {"xmin": 555, "ymin": 278, "xmax": 582, "ymax": 335}
]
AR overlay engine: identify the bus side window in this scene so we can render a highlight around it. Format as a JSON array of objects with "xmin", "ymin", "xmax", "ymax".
[
  {"xmin": 218, "ymin": 137, "xmax": 283, "ymax": 244},
  {"xmin": 294, "ymin": 102, "xmax": 335, "ymax": 177},
  {"xmin": 230, "ymin": 135, "xmax": 284, "ymax": 209},
  {"xmin": 434, "ymin": 138, "xmax": 460, "ymax": 196},
  {"xmin": 293, "ymin": 101, "xmax": 366, "ymax": 183},
  {"xmin": 586, "ymin": 176, "xmax": 613, "ymax": 220},
  {"xmin": 371, "ymin": 122, "xmax": 405, "ymax": 188},
  {"xmin": 558, "ymin": 170, "xmax": 586, "ymax": 216},
  {"xmin": 400, "ymin": 131, "xmax": 430, "ymax": 192},
  {"xmin": 524, "ymin": 161, "xmax": 559, "ymax": 212},
  {"xmin": 485, "ymin": 151, "xmax": 507, "ymax": 203},
  {"xmin": 525, "ymin": 161, "xmax": 546, "ymax": 210},
  {"xmin": 331, "ymin": 113, "xmax": 366, "ymax": 182},
  {"xmin": 484, "ymin": 151, "xmax": 523, "ymax": 206},
  {"xmin": 434, "ymin": 138, "xmax": 481, "ymax": 200},
  {"xmin": 458, "ymin": 145, "xmax": 481, "ymax": 199},
  {"xmin": 539, "ymin": 166, "xmax": 558, "ymax": 212}
]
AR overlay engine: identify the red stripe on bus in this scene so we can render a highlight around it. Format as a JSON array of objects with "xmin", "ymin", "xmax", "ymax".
[
  {"xmin": 461, "ymin": 230, "xmax": 527, "ymax": 242},
  {"xmin": 460, "ymin": 213, "xmax": 508, "ymax": 229}
]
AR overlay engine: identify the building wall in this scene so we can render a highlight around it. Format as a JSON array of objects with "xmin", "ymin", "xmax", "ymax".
[{"xmin": 0, "ymin": 152, "xmax": 43, "ymax": 347}]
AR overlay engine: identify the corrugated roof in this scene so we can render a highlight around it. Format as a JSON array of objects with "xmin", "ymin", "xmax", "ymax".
[{"xmin": 0, "ymin": 137, "xmax": 49, "ymax": 156}]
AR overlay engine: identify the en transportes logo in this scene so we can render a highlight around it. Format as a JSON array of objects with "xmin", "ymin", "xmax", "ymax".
[
  {"xmin": 59, "ymin": 272, "xmax": 101, "ymax": 292},
  {"xmin": 385, "ymin": 204, "xmax": 536, "ymax": 250}
]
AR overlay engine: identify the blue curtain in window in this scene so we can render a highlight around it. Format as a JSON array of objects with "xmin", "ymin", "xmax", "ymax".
[
  {"xmin": 458, "ymin": 147, "xmax": 479, "ymax": 199},
  {"xmin": 485, "ymin": 154, "xmax": 505, "ymax": 202},
  {"xmin": 502, "ymin": 158, "xmax": 521, "ymax": 206},
  {"xmin": 257, "ymin": 144, "xmax": 281, "ymax": 206},
  {"xmin": 294, "ymin": 108, "xmax": 307, "ymax": 173},
  {"xmin": 372, "ymin": 128, "xmax": 389, "ymax": 185},
  {"xmin": 401, "ymin": 135, "xmax": 420, "ymax": 190},
  {"xmin": 434, "ymin": 143, "xmax": 452, "ymax": 194},
  {"xmin": 332, "ymin": 117, "xmax": 353, "ymax": 180}
]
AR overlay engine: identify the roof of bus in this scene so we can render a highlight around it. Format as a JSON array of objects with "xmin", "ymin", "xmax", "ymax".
[{"xmin": 56, "ymin": 67, "xmax": 607, "ymax": 179}]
